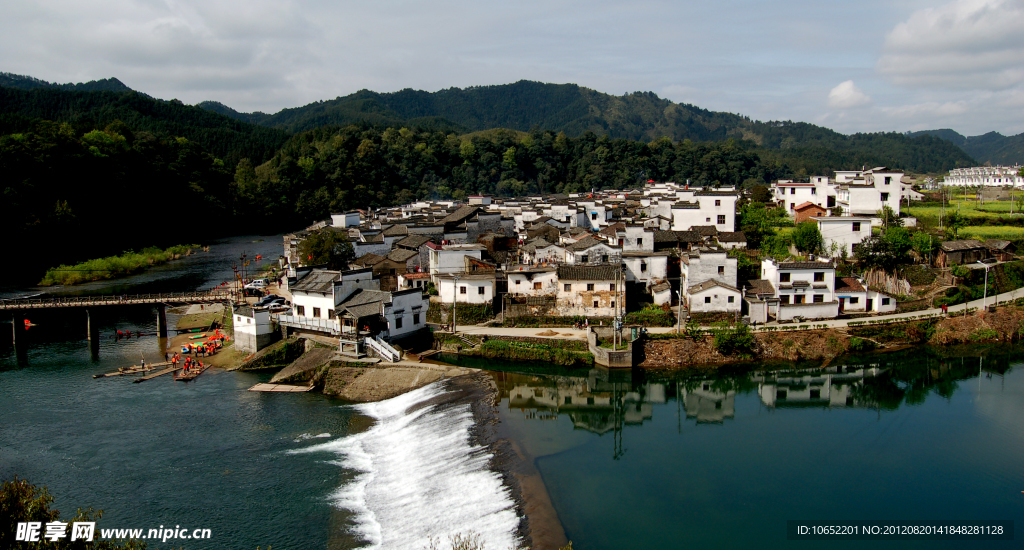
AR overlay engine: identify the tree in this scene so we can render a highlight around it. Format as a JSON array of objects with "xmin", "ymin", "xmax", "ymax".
[
  {"xmin": 297, "ymin": 228, "xmax": 355, "ymax": 269},
  {"xmin": 854, "ymin": 227, "xmax": 912, "ymax": 273},
  {"xmin": 943, "ymin": 211, "xmax": 966, "ymax": 239},
  {"xmin": 876, "ymin": 205, "xmax": 903, "ymax": 230},
  {"xmin": 1, "ymin": 477, "xmax": 146, "ymax": 549},
  {"xmin": 750, "ymin": 185, "xmax": 772, "ymax": 203},
  {"xmin": 792, "ymin": 221, "xmax": 824, "ymax": 255},
  {"xmin": 911, "ymin": 231, "xmax": 935, "ymax": 264}
]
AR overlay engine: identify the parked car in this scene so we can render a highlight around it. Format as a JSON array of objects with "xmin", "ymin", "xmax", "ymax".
[
  {"xmin": 268, "ymin": 303, "xmax": 290, "ymax": 312},
  {"xmin": 256, "ymin": 294, "xmax": 281, "ymax": 307}
]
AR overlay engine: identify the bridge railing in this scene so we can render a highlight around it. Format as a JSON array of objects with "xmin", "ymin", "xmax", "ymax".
[{"xmin": 0, "ymin": 290, "xmax": 234, "ymax": 309}]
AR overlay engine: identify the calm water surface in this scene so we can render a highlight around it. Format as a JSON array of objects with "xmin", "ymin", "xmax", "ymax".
[{"xmin": 448, "ymin": 350, "xmax": 1024, "ymax": 549}]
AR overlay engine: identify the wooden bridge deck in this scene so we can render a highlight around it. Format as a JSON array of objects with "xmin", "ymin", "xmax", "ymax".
[
  {"xmin": 0, "ymin": 291, "xmax": 233, "ymax": 311},
  {"xmin": 133, "ymin": 365, "xmax": 180, "ymax": 383}
]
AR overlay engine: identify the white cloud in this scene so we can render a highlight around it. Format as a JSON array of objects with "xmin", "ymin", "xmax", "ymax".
[
  {"xmin": 827, "ymin": 80, "xmax": 871, "ymax": 109},
  {"xmin": 878, "ymin": 0, "xmax": 1024, "ymax": 88}
]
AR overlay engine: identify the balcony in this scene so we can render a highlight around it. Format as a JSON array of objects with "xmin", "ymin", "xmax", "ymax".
[{"xmin": 276, "ymin": 314, "xmax": 340, "ymax": 335}]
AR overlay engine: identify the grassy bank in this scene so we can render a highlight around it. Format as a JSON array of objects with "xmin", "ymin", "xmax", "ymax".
[{"xmin": 39, "ymin": 244, "xmax": 200, "ymax": 286}]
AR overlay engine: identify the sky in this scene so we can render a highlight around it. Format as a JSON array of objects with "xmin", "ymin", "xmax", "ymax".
[{"xmin": 1, "ymin": 0, "xmax": 1022, "ymax": 137}]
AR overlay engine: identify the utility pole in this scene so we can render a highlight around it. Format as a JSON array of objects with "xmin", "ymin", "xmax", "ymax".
[{"xmin": 452, "ymin": 274, "xmax": 460, "ymax": 334}]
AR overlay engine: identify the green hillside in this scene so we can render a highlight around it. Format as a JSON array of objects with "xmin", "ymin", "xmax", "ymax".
[
  {"xmin": 0, "ymin": 87, "xmax": 289, "ymax": 167},
  {"xmin": 909, "ymin": 128, "xmax": 1024, "ymax": 166},
  {"xmin": 209, "ymin": 80, "xmax": 976, "ymax": 173}
]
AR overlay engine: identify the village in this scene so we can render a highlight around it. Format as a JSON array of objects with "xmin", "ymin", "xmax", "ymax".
[{"xmin": 230, "ymin": 165, "xmax": 1024, "ymax": 368}]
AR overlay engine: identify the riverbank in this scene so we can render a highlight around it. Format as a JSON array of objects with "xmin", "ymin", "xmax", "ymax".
[{"xmin": 38, "ymin": 245, "xmax": 203, "ymax": 286}]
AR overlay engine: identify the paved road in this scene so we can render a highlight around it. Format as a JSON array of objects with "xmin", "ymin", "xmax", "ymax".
[{"xmin": 452, "ymin": 286, "xmax": 1024, "ymax": 339}]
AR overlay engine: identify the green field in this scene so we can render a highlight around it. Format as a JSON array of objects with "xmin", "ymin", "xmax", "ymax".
[
  {"xmin": 907, "ymin": 201, "xmax": 1024, "ymax": 223},
  {"xmin": 958, "ymin": 226, "xmax": 1024, "ymax": 241}
]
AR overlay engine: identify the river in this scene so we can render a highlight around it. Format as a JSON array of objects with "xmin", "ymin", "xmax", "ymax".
[{"xmin": 2, "ymin": 235, "xmax": 1022, "ymax": 549}]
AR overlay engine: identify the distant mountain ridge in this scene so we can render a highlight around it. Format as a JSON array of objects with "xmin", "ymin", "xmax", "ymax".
[
  {"xmin": 907, "ymin": 129, "xmax": 1024, "ymax": 166},
  {"xmin": 0, "ymin": 72, "xmax": 134, "ymax": 93}
]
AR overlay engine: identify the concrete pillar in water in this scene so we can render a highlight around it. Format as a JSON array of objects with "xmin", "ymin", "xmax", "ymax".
[
  {"xmin": 156, "ymin": 304, "xmax": 167, "ymax": 338},
  {"xmin": 86, "ymin": 309, "xmax": 99, "ymax": 360},
  {"xmin": 12, "ymin": 311, "xmax": 28, "ymax": 366}
]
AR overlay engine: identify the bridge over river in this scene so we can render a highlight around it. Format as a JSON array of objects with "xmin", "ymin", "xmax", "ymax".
[{"xmin": 3, "ymin": 290, "xmax": 235, "ymax": 362}]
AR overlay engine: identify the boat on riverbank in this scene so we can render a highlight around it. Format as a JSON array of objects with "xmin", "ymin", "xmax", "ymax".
[{"xmin": 173, "ymin": 363, "xmax": 209, "ymax": 381}]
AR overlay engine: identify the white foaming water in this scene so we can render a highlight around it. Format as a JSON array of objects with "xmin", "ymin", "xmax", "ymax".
[
  {"xmin": 291, "ymin": 382, "xmax": 520, "ymax": 550},
  {"xmin": 294, "ymin": 432, "xmax": 332, "ymax": 442}
]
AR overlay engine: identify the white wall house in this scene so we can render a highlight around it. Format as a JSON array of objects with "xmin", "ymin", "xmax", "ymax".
[
  {"xmin": 281, "ymin": 268, "xmax": 377, "ymax": 336},
  {"xmin": 331, "ymin": 211, "xmax": 361, "ymax": 228},
  {"xmin": 813, "ymin": 216, "xmax": 872, "ymax": 258},
  {"xmin": 680, "ymin": 249, "xmax": 738, "ymax": 291},
  {"xmin": 669, "ymin": 191, "xmax": 738, "ymax": 232},
  {"xmin": 436, "ymin": 273, "xmax": 495, "ymax": 305},
  {"xmin": 385, "ymin": 289, "xmax": 429, "ymax": 339},
  {"xmin": 834, "ymin": 277, "xmax": 897, "ymax": 314},
  {"xmin": 944, "ymin": 165, "xmax": 1024, "ymax": 187},
  {"xmin": 507, "ymin": 267, "xmax": 559, "ymax": 296},
  {"xmin": 233, "ymin": 305, "xmax": 278, "ymax": 353},
  {"xmin": 835, "ymin": 167, "xmax": 904, "ymax": 216},
  {"xmin": 428, "ymin": 243, "xmax": 485, "ymax": 281},
  {"xmin": 622, "ymin": 251, "xmax": 670, "ymax": 284},
  {"xmin": 566, "ymin": 237, "xmax": 622, "ymax": 265},
  {"xmin": 687, "ymin": 279, "xmax": 741, "ymax": 314},
  {"xmin": 555, "ymin": 265, "xmax": 623, "ymax": 317},
  {"xmin": 760, "ymin": 258, "xmax": 840, "ymax": 321}
]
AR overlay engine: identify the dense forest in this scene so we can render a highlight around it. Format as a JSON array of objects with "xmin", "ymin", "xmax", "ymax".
[
  {"xmin": 908, "ymin": 128, "xmax": 1024, "ymax": 166},
  {"xmin": 0, "ymin": 73, "xmax": 991, "ymax": 282}
]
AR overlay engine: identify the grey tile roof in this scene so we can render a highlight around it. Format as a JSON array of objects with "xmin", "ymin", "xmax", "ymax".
[
  {"xmin": 778, "ymin": 261, "xmax": 836, "ymax": 269},
  {"xmin": 291, "ymin": 270, "xmax": 342, "ymax": 294},
  {"xmin": 745, "ymin": 279, "xmax": 776, "ymax": 296},
  {"xmin": 688, "ymin": 279, "xmax": 739, "ymax": 294},
  {"xmin": 940, "ymin": 239, "xmax": 985, "ymax": 252},
  {"xmin": 557, "ymin": 265, "xmax": 618, "ymax": 281},
  {"xmin": 653, "ymin": 230, "xmax": 702, "ymax": 243},
  {"xmin": 386, "ymin": 249, "xmax": 418, "ymax": 262},
  {"xmin": 567, "ymin": 235, "xmax": 609, "ymax": 251},
  {"xmin": 717, "ymin": 231, "xmax": 747, "ymax": 242},
  {"xmin": 396, "ymin": 234, "xmax": 432, "ymax": 248},
  {"xmin": 689, "ymin": 225, "xmax": 719, "ymax": 237}
]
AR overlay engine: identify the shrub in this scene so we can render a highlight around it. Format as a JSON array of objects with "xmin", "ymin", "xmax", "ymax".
[
  {"xmin": 712, "ymin": 323, "xmax": 755, "ymax": 356},
  {"xmin": 848, "ymin": 337, "xmax": 876, "ymax": 352}
]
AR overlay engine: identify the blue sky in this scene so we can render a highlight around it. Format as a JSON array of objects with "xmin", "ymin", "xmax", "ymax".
[{"xmin": 2, "ymin": 0, "xmax": 1022, "ymax": 136}]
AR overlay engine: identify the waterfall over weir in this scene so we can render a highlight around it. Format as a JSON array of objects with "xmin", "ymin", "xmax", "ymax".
[{"xmin": 292, "ymin": 381, "xmax": 521, "ymax": 550}]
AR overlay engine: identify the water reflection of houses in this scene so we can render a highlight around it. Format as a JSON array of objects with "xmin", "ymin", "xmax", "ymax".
[
  {"xmin": 679, "ymin": 383, "xmax": 736, "ymax": 423},
  {"xmin": 755, "ymin": 367, "xmax": 884, "ymax": 408},
  {"xmin": 504, "ymin": 369, "xmax": 665, "ymax": 435}
]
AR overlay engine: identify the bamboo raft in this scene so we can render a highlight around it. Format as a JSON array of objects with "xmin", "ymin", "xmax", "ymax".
[
  {"xmin": 94, "ymin": 361, "xmax": 170, "ymax": 378},
  {"xmin": 133, "ymin": 365, "xmax": 181, "ymax": 383},
  {"xmin": 173, "ymin": 363, "xmax": 210, "ymax": 381}
]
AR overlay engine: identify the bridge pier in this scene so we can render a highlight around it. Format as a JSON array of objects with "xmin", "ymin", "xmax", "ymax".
[
  {"xmin": 156, "ymin": 304, "xmax": 167, "ymax": 338},
  {"xmin": 86, "ymin": 309, "xmax": 99, "ymax": 360},
  {"xmin": 11, "ymin": 311, "xmax": 28, "ymax": 366}
]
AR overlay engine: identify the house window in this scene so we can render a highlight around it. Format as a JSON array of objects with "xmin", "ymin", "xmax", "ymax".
[
  {"xmin": 640, "ymin": 262, "xmax": 647, "ymax": 272},
  {"xmin": 296, "ymin": 305, "xmax": 305, "ymax": 316},
  {"xmin": 247, "ymin": 318, "xmax": 252, "ymax": 324},
  {"xmin": 479, "ymin": 286, "xmax": 486, "ymax": 295},
  {"xmin": 587, "ymin": 283, "xmax": 594, "ymax": 291},
  {"xmin": 850, "ymin": 297, "xmax": 860, "ymax": 304},
  {"xmin": 618, "ymin": 239, "xmax": 624, "ymax": 246},
  {"xmin": 581, "ymin": 255, "xmax": 589, "ymax": 263},
  {"xmin": 564, "ymin": 283, "xmax": 571, "ymax": 291},
  {"xmin": 602, "ymin": 255, "xmax": 609, "ymax": 263},
  {"xmin": 882, "ymin": 297, "xmax": 891, "ymax": 305},
  {"xmin": 728, "ymin": 296, "xmax": 735, "ymax": 303},
  {"xmin": 328, "ymin": 309, "xmax": 335, "ymax": 318},
  {"xmin": 718, "ymin": 266, "xmax": 725, "ymax": 275},
  {"xmin": 591, "ymin": 213, "xmax": 598, "ymax": 220},
  {"xmin": 881, "ymin": 193, "xmax": 889, "ymax": 201},
  {"xmin": 814, "ymin": 272, "xmax": 824, "ymax": 282},
  {"xmin": 313, "ymin": 307, "xmax": 321, "ymax": 318},
  {"xmin": 413, "ymin": 313, "xmax": 420, "ymax": 324},
  {"xmin": 884, "ymin": 176, "xmax": 892, "ymax": 185},
  {"xmin": 790, "ymin": 203, "xmax": 795, "ymax": 210},
  {"xmin": 811, "ymin": 188, "xmax": 817, "ymax": 195},
  {"xmin": 611, "ymin": 300, "xmax": 615, "ymax": 308},
  {"xmin": 794, "ymin": 295, "xmax": 805, "ymax": 304},
  {"xmin": 706, "ymin": 217, "xmax": 711, "ymax": 222},
  {"xmin": 704, "ymin": 296, "xmax": 711, "ymax": 304},
  {"xmin": 637, "ymin": 238, "xmax": 643, "ymax": 246},
  {"xmin": 780, "ymin": 295, "xmax": 790, "ymax": 304},
  {"xmin": 813, "ymin": 295, "xmax": 824, "ymax": 303},
  {"xmin": 565, "ymin": 396, "xmax": 571, "ymax": 405},
  {"xmin": 777, "ymin": 390, "xmax": 787, "ymax": 400},
  {"xmin": 715, "ymin": 200, "xmax": 721, "ymax": 206},
  {"xmin": 609, "ymin": 284, "xmax": 616, "ymax": 291},
  {"xmin": 460, "ymin": 286, "xmax": 467, "ymax": 294},
  {"xmin": 718, "ymin": 215, "xmax": 726, "ymax": 225},
  {"xmin": 852, "ymin": 222, "xmax": 861, "ymax": 232},
  {"xmin": 790, "ymin": 188, "xmax": 796, "ymax": 195},
  {"xmin": 396, "ymin": 317, "xmax": 403, "ymax": 329},
  {"xmin": 810, "ymin": 389, "xmax": 821, "ymax": 399},
  {"xmin": 593, "ymin": 300, "xmax": 599, "ymax": 307},
  {"xmin": 515, "ymin": 279, "xmax": 520, "ymax": 285},
  {"xmin": 780, "ymin": 273, "xmax": 791, "ymax": 282}
]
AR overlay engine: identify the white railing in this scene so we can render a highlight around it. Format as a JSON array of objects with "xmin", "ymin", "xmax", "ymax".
[
  {"xmin": 277, "ymin": 314, "xmax": 340, "ymax": 335},
  {"xmin": 365, "ymin": 336, "xmax": 400, "ymax": 362}
]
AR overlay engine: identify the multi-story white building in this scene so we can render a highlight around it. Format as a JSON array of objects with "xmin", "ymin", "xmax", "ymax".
[
  {"xmin": 436, "ymin": 273, "xmax": 496, "ymax": 305},
  {"xmin": 944, "ymin": 166, "xmax": 1023, "ymax": 187},
  {"xmin": 835, "ymin": 167, "xmax": 904, "ymax": 216},
  {"xmin": 758, "ymin": 258, "xmax": 839, "ymax": 321},
  {"xmin": 813, "ymin": 216, "xmax": 872, "ymax": 258}
]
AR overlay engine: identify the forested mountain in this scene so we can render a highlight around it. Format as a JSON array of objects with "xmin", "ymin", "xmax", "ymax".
[
  {"xmin": 0, "ymin": 87, "xmax": 290, "ymax": 167},
  {"xmin": 0, "ymin": 72, "xmax": 133, "ymax": 93},
  {"xmin": 206, "ymin": 80, "xmax": 976, "ymax": 173},
  {"xmin": 908, "ymin": 129, "xmax": 1024, "ymax": 166}
]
